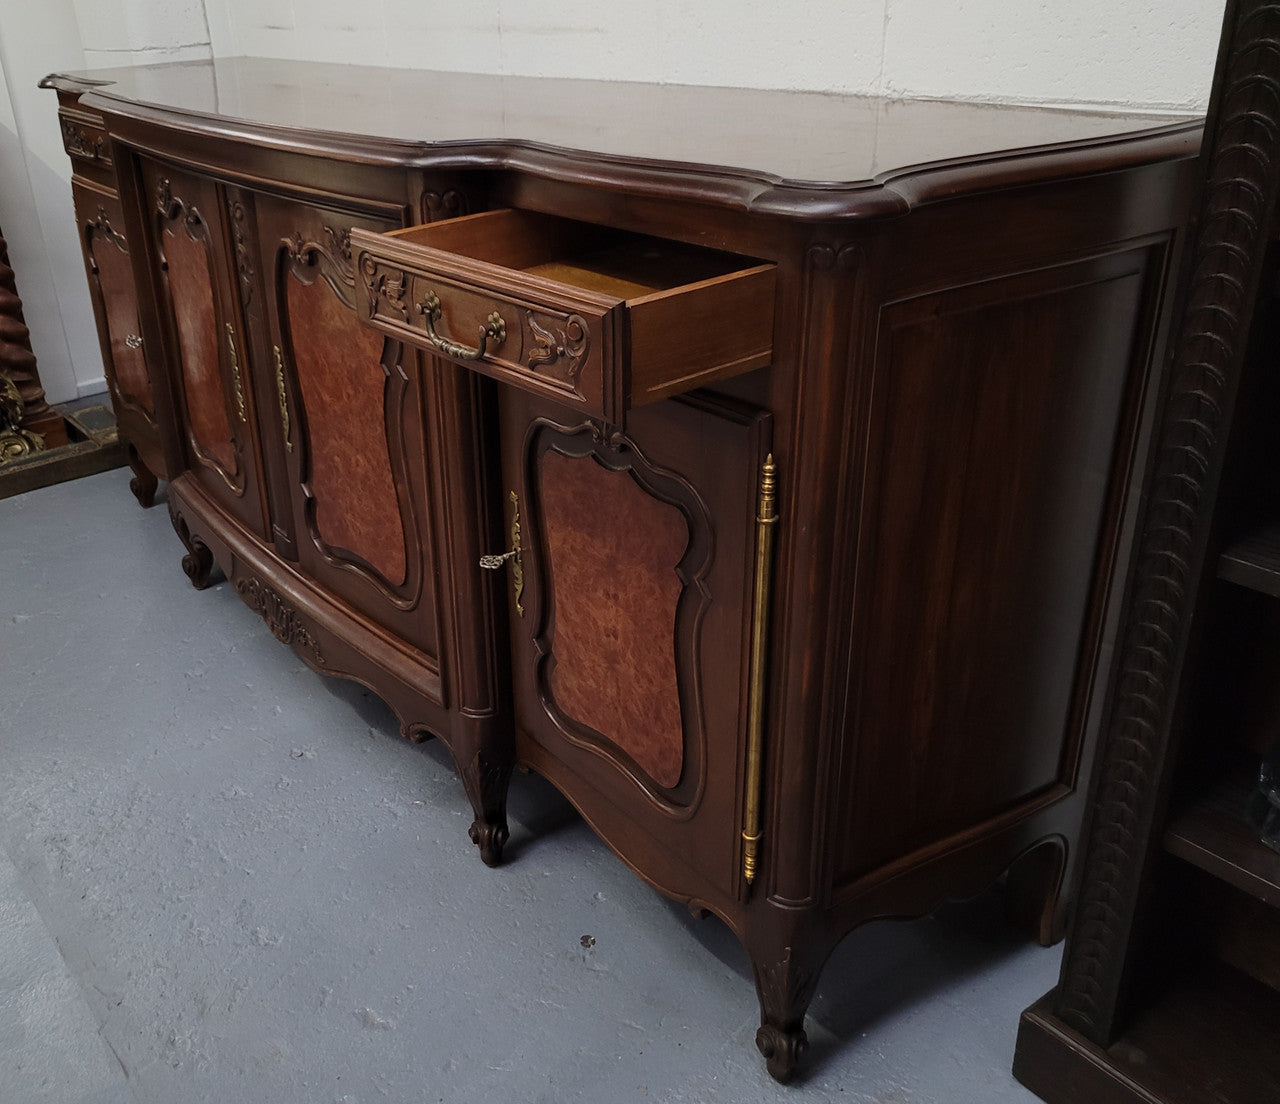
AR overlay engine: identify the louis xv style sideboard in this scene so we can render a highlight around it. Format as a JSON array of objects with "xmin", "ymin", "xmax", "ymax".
[{"xmin": 43, "ymin": 58, "xmax": 1200, "ymax": 1080}]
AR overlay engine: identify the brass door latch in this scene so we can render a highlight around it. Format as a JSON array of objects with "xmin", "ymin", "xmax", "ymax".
[{"xmin": 479, "ymin": 490, "xmax": 524, "ymax": 616}]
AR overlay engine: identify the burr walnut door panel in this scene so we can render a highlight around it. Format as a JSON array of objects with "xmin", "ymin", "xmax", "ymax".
[
  {"xmin": 71, "ymin": 179, "xmax": 164, "ymax": 477},
  {"xmin": 138, "ymin": 160, "xmax": 268, "ymax": 539},
  {"xmin": 498, "ymin": 390, "xmax": 772, "ymax": 902},
  {"xmin": 252, "ymin": 192, "xmax": 441, "ymax": 664}
]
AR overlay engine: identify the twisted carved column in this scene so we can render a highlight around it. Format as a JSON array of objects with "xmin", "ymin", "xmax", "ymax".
[{"xmin": 0, "ymin": 223, "xmax": 66, "ymax": 451}]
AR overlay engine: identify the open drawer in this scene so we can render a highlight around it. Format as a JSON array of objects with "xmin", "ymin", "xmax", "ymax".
[{"xmin": 350, "ymin": 209, "xmax": 775, "ymax": 424}]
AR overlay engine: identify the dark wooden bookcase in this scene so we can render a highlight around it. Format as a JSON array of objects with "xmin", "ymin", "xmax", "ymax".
[{"xmin": 1012, "ymin": 3, "xmax": 1280, "ymax": 1101}]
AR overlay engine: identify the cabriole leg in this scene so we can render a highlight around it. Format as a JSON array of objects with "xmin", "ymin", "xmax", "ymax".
[
  {"xmin": 1005, "ymin": 836, "xmax": 1071, "ymax": 947},
  {"xmin": 459, "ymin": 748, "xmax": 512, "ymax": 867},
  {"xmin": 168, "ymin": 503, "xmax": 220, "ymax": 590},
  {"xmin": 748, "ymin": 937, "xmax": 825, "ymax": 1083},
  {"xmin": 125, "ymin": 441, "xmax": 158, "ymax": 508}
]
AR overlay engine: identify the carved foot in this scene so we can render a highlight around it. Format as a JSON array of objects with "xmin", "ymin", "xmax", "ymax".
[
  {"xmin": 181, "ymin": 539, "xmax": 216, "ymax": 589},
  {"xmin": 756, "ymin": 1021, "xmax": 809, "ymax": 1084},
  {"xmin": 169, "ymin": 504, "xmax": 221, "ymax": 590},
  {"xmin": 1005, "ymin": 837, "xmax": 1070, "ymax": 947},
  {"xmin": 459, "ymin": 748, "xmax": 513, "ymax": 868},
  {"xmin": 749, "ymin": 941, "xmax": 824, "ymax": 1083},
  {"xmin": 468, "ymin": 817, "xmax": 510, "ymax": 867},
  {"xmin": 125, "ymin": 442, "xmax": 158, "ymax": 508}
]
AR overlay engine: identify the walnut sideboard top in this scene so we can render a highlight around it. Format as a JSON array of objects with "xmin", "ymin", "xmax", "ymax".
[
  {"xmin": 46, "ymin": 56, "xmax": 1199, "ymax": 216},
  {"xmin": 44, "ymin": 58, "xmax": 1204, "ymax": 1081}
]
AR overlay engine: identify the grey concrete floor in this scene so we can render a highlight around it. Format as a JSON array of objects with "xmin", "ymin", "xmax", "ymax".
[{"xmin": 0, "ymin": 469, "xmax": 1058, "ymax": 1104}]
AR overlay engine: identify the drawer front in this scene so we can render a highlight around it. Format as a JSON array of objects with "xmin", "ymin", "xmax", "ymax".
[
  {"xmin": 356, "ymin": 248, "xmax": 623, "ymax": 421},
  {"xmin": 353, "ymin": 210, "xmax": 774, "ymax": 426},
  {"xmin": 58, "ymin": 105, "xmax": 114, "ymax": 188}
]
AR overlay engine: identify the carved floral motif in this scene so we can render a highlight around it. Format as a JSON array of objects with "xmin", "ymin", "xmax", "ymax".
[
  {"xmin": 234, "ymin": 577, "xmax": 325, "ymax": 665},
  {"xmin": 229, "ymin": 200, "xmax": 254, "ymax": 307},
  {"xmin": 359, "ymin": 255, "xmax": 410, "ymax": 320},
  {"xmin": 87, "ymin": 206, "xmax": 128, "ymax": 256},
  {"xmin": 423, "ymin": 190, "xmax": 468, "ymax": 223},
  {"xmin": 805, "ymin": 241, "xmax": 859, "ymax": 272},
  {"xmin": 155, "ymin": 177, "xmax": 173, "ymax": 216},
  {"xmin": 525, "ymin": 312, "xmax": 590, "ymax": 384},
  {"xmin": 61, "ymin": 119, "xmax": 104, "ymax": 161},
  {"xmin": 323, "ymin": 225, "xmax": 353, "ymax": 269},
  {"xmin": 155, "ymin": 178, "xmax": 204, "ymax": 240}
]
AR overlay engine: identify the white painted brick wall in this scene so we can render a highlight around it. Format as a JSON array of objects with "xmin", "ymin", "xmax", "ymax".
[
  {"xmin": 210, "ymin": 0, "xmax": 1222, "ymax": 110},
  {"xmin": 0, "ymin": 0, "xmax": 1228, "ymax": 403}
]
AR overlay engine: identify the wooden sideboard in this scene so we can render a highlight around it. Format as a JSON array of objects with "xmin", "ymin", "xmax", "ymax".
[{"xmin": 43, "ymin": 60, "xmax": 1201, "ymax": 1080}]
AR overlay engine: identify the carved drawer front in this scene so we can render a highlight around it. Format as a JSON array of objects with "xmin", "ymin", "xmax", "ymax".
[
  {"xmin": 58, "ymin": 106, "xmax": 110, "ymax": 167},
  {"xmin": 351, "ymin": 209, "xmax": 775, "ymax": 425}
]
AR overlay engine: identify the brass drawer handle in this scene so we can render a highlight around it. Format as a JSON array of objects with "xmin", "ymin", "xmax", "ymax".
[
  {"xmin": 478, "ymin": 491, "xmax": 524, "ymax": 616},
  {"xmin": 225, "ymin": 322, "xmax": 246, "ymax": 422},
  {"xmin": 274, "ymin": 345, "xmax": 292, "ymax": 452},
  {"xmin": 124, "ymin": 333, "xmax": 143, "ymax": 349},
  {"xmin": 418, "ymin": 291, "xmax": 506, "ymax": 362}
]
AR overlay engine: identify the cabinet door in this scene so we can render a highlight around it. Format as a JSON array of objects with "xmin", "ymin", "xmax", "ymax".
[
  {"xmin": 499, "ymin": 391, "xmax": 772, "ymax": 902},
  {"xmin": 138, "ymin": 160, "xmax": 268, "ymax": 538},
  {"xmin": 71, "ymin": 180, "xmax": 164, "ymax": 478},
  {"xmin": 252, "ymin": 192, "xmax": 440, "ymax": 663}
]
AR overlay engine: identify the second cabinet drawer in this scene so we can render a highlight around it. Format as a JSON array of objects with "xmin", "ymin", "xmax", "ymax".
[{"xmin": 351, "ymin": 209, "xmax": 774, "ymax": 423}]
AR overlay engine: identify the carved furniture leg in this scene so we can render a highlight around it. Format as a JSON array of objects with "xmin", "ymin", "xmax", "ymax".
[
  {"xmin": 459, "ymin": 748, "xmax": 512, "ymax": 867},
  {"xmin": 169, "ymin": 502, "xmax": 220, "ymax": 590},
  {"xmin": 748, "ymin": 934, "xmax": 826, "ymax": 1083},
  {"xmin": 1004, "ymin": 836, "xmax": 1071, "ymax": 947},
  {"xmin": 125, "ymin": 441, "xmax": 159, "ymax": 508}
]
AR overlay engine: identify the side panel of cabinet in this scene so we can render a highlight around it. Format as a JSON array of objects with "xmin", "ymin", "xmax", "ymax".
[
  {"xmin": 71, "ymin": 177, "xmax": 165, "ymax": 481},
  {"xmin": 831, "ymin": 243, "xmax": 1164, "ymax": 887},
  {"xmin": 502, "ymin": 390, "xmax": 771, "ymax": 903},
  {"xmin": 136, "ymin": 159, "xmax": 269, "ymax": 539},
  {"xmin": 251, "ymin": 192, "xmax": 441, "ymax": 664}
]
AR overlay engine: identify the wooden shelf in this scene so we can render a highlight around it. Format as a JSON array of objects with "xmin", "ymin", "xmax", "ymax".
[
  {"xmin": 1016, "ymin": 964, "xmax": 1280, "ymax": 1104},
  {"xmin": 1219, "ymin": 524, "xmax": 1280, "ymax": 598},
  {"xmin": 1164, "ymin": 769, "xmax": 1280, "ymax": 909}
]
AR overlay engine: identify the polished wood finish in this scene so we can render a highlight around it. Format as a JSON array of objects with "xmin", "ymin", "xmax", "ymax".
[
  {"xmin": 44, "ymin": 57, "xmax": 1197, "ymax": 199},
  {"xmin": 353, "ymin": 209, "xmax": 775, "ymax": 425},
  {"xmin": 1219, "ymin": 524, "xmax": 1280, "ymax": 597},
  {"xmin": 1013, "ymin": 3, "xmax": 1280, "ymax": 1101},
  {"xmin": 1017, "ymin": 969, "xmax": 1280, "ymax": 1104},
  {"xmin": 1165, "ymin": 766, "xmax": 1280, "ymax": 909},
  {"xmin": 50, "ymin": 86, "xmax": 164, "ymax": 503},
  {"xmin": 44, "ymin": 59, "xmax": 1202, "ymax": 1081}
]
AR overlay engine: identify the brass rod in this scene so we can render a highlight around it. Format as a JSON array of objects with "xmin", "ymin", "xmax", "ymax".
[{"xmin": 742, "ymin": 453, "xmax": 778, "ymax": 889}]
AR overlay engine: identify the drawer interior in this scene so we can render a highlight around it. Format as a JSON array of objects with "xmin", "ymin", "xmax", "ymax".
[
  {"xmin": 364, "ymin": 207, "xmax": 776, "ymax": 415},
  {"xmin": 388, "ymin": 209, "xmax": 757, "ymax": 305}
]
